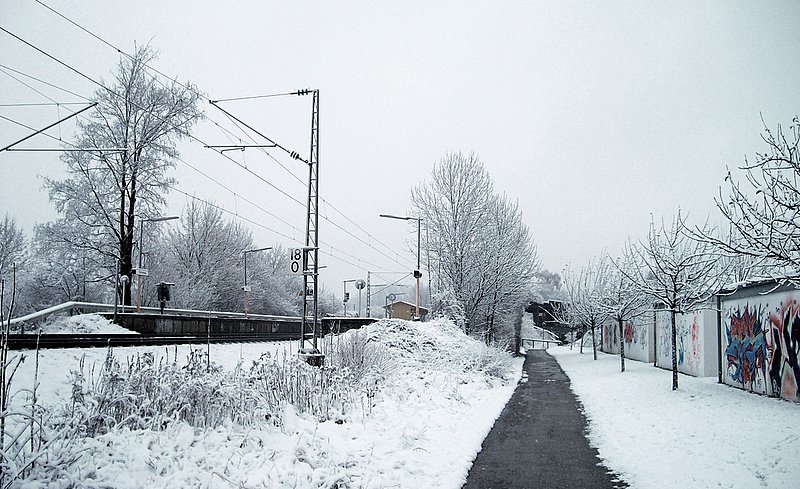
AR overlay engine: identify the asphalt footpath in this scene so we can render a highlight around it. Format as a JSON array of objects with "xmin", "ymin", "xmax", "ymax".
[{"xmin": 462, "ymin": 349, "xmax": 628, "ymax": 489}]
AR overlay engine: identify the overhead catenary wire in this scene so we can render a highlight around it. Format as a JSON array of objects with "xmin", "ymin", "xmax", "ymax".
[
  {"xmin": 166, "ymin": 188, "xmax": 381, "ymax": 272},
  {"xmin": 18, "ymin": 4, "xmax": 419, "ymax": 272},
  {"xmin": 1, "ymin": 17, "xmax": 419, "ymax": 275},
  {"xmin": 0, "ymin": 62, "xmax": 92, "ymax": 101}
]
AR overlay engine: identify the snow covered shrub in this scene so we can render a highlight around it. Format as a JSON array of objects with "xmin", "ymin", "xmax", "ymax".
[
  {"xmin": 246, "ymin": 351, "xmax": 356, "ymax": 422},
  {"xmin": 429, "ymin": 289, "xmax": 467, "ymax": 330},
  {"xmin": 324, "ymin": 329, "xmax": 393, "ymax": 385},
  {"xmin": 470, "ymin": 347, "xmax": 515, "ymax": 378},
  {"xmin": 366, "ymin": 318, "xmax": 515, "ymax": 380},
  {"xmin": 65, "ymin": 348, "xmax": 260, "ymax": 434}
]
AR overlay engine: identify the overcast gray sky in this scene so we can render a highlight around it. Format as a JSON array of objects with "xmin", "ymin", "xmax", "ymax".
[{"xmin": 2, "ymin": 1, "xmax": 800, "ymax": 298}]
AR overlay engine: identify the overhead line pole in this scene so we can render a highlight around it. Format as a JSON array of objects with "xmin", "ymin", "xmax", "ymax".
[
  {"xmin": 0, "ymin": 102, "xmax": 96, "ymax": 152},
  {"xmin": 208, "ymin": 99, "xmax": 307, "ymax": 163},
  {"xmin": 301, "ymin": 89, "xmax": 320, "ymax": 351}
]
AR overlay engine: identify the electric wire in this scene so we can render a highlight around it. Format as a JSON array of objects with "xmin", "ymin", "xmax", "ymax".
[
  {"xmin": 16, "ymin": 5, "xmax": 417, "ymax": 271},
  {"xmin": 0, "ymin": 108, "xmax": 379, "ymax": 272},
  {"xmin": 2, "ymin": 18, "xmax": 418, "ymax": 275},
  {"xmin": 0, "ymin": 102, "xmax": 89, "ymax": 107},
  {"xmin": 0, "ymin": 62, "xmax": 92, "ymax": 101},
  {"xmin": 166, "ymin": 187, "xmax": 378, "ymax": 272}
]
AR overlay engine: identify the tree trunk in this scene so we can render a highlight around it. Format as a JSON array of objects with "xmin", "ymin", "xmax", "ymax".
[
  {"xmin": 619, "ymin": 317, "xmax": 625, "ymax": 373},
  {"xmin": 671, "ymin": 309, "xmax": 678, "ymax": 390},
  {"xmin": 591, "ymin": 319, "xmax": 597, "ymax": 360}
]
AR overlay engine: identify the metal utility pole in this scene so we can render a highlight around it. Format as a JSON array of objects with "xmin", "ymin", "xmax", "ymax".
[
  {"xmin": 366, "ymin": 271, "xmax": 371, "ymax": 317},
  {"xmin": 379, "ymin": 214, "xmax": 423, "ymax": 319},
  {"xmin": 300, "ymin": 89, "xmax": 320, "ymax": 351}
]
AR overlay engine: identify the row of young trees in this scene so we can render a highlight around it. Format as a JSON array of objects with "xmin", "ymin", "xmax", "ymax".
[
  {"xmin": 563, "ymin": 117, "xmax": 800, "ymax": 390},
  {"xmin": 411, "ymin": 151, "xmax": 542, "ymax": 346}
]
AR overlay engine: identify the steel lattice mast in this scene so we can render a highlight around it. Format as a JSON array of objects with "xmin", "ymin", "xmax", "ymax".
[{"xmin": 301, "ymin": 89, "xmax": 320, "ymax": 350}]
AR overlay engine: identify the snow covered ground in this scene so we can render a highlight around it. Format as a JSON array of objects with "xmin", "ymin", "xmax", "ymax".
[
  {"xmin": 551, "ymin": 346, "xmax": 800, "ymax": 489},
  {"xmin": 5, "ymin": 315, "xmax": 522, "ymax": 488},
  {"xmin": 35, "ymin": 313, "xmax": 139, "ymax": 334}
]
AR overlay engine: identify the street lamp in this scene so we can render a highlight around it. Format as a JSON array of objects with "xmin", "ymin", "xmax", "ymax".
[
  {"xmin": 136, "ymin": 215, "xmax": 179, "ymax": 312},
  {"xmin": 243, "ymin": 246, "xmax": 272, "ymax": 317},
  {"xmin": 379, "ymin": 214, "xmax": 423, "ymax": 320}
]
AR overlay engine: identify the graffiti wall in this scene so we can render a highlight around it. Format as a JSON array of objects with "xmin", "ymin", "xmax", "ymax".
[
  {"xmin": 721, "ymin": 289, "xmax": 800, "ymax": 402},
  {"xmin": 601, "ymin": 313, "xmax": 654, "ymax": 363},
  {"xmin": 655, "ymin": 309, "xmax": 718, "ymax": 377}
]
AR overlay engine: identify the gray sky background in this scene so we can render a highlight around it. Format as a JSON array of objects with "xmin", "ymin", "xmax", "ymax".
[{"xmin": 2, "ymin": 1, "xmax": 800, "ymax": 298}]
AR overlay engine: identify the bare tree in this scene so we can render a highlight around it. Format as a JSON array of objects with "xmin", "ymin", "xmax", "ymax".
[
  {"xmin": 700, "ymin": 118, "xmax": 800, "ymax": 279},
  {"xmin": 0, "ymin": 215, "xmax": 26, "ymax": 280},
  {"xmin": 156, "ymin": 200, "xmax": 251, "ymax": 311},
  {"xmin": 563, "ymin": 257, "xmax": 610, "ymax": 360},
  {"xmin": 413, "ymin": 151, "xmax": 493, "ymax": 335},
  {"xmin": 412, "ymin": 152, "xmax": 539, "ymax": 345},
  {"xmin": 606, "ymin": 252, "xmax": 650, "ymax": 372},
  {"xmin": 43, "ymin": 46, "xmax": 203, "ymax": 306},
  {"xmin": 623, "ymin": 211, "xmax": 728, "ymax": 390},
  {"xmin": 0, "ymin": 215, "xmax": 26, "ymax": 320}
]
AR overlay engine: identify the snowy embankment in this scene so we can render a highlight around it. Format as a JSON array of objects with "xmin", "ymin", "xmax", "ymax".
[
  {"xmin": 37, "ymin": 313, "xmax": 139, "ymax": 334},
  {"xmin": 551, "ymin": 346, "xmax": 800, "ymax": 489},
  {"xmin": 7, "ymin": 316, "xmax": 522, "ymax": 488}
]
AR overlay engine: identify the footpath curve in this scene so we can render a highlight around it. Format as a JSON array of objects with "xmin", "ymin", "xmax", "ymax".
[{"xmin": 462, "ymin": 349, "xmax": 627, "ymax": 489}]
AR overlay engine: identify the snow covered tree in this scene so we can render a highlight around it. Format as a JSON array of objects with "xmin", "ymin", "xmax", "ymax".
[
  {"xmin": 43, "ymin": 46, "xmax": 203, "ymax": 306},
  {"xmin": 480, "ymin": 195, "xmax": 539, "ymax": 345},
  {"xmin": 0, "ymin": 215, "xmax": 26, "ymax": 281},
  {"xmin": 606, "ymin": 252, "xmax": 650, "ymax": 372},
  {"xmin": 563, "ymin": 257, "xmax": 610, "ymax": 360},
  {"xmin": 155, "ymin": 200, "xmax": 251, "ymax": 311},
  {"xmin": 0, "ymin": 215, "xmax": 27, "ymax": 319},
  {"xmin": 412, "ymin": 151, "xmax": 539, "ymax": 345},
  {"xmin": 20, "ymin": 222, "xmax": 109, "ymax": 313},
  {"xmin": 623, "ymin": 211, "xmax": 728, "ymax": 390},
  {"xmin": 700, "ymin": 118, "xmax": 800, "ymax": 279}
]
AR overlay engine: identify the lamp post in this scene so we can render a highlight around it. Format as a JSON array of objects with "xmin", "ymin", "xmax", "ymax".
[
  {"xmin": 379, "ymin": 214, "xmax": 423, "ymax": 320},
  {"xmin": 136, "ymin": 215, "xmax": 179, "ymax": 312},
  {"xmin": 242, "ymin": 246, "xmax": 272, "ymax": 317}
]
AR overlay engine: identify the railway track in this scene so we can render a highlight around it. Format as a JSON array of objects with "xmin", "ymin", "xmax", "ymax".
[{"xmin": 4, "ymin": 333, "xmax": 303, "ymax": 350}]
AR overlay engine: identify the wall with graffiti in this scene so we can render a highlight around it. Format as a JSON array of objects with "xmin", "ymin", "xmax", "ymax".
[
  {"xmin": 655, "ymin": 309, "xmax": 718, "ymax": 378},
  {"xmin": 721, "ymin": 289, "xmax": 800, "ymax": 402},
  {"xmin": 601, "ymin": 312, "xmax": 654, "ymax": 363}
]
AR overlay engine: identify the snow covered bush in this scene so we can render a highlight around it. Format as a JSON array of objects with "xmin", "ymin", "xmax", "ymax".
[
  {"xmin": 63, "ymin": 348, "xmax": 260, "ymax": 434},
  {"xmin": 246, "ymin": 351, "xmax": 357, "ymax": 422},
  {"xmin": 324, "ymin": 328, "xmax": 392, "ymax": 384},
  {"xmin": 365, "ymin": 319, "xmax": 515, "ymax": 381}
]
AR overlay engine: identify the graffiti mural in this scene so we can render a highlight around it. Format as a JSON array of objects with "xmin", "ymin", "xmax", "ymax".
[
  {"xmin": 725, "ymin": 305, "xmax": 768, "ymax": 394},
  {"xmin": 767, "ymin": 299, "xmax": 800, "ymax": 401},
  {"xmin": 624, "ymin": 322, "xmax": 634, "ymax": 344},
  {"xmin": 722, "ymin": 292, "xmax": 800, "ymax": 402},
  {"xmin": 686, "ymin": 315, "xmax": 702, "ymax": 371}
]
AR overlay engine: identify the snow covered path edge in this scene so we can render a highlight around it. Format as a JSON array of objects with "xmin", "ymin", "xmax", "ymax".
[{"xmin": 551, "ymin": 346, "xmax": 800, "ymax": 489}]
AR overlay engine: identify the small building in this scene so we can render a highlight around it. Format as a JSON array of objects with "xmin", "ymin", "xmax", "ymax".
[{"xmin": 383, "ymin": 300, "xmax": 429, "ymax": 321}]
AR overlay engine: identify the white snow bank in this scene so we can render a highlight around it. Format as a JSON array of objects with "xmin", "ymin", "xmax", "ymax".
[
  {"xmin": 36, "ymin": 313, "xmax": 138, "ymax": 334},
  {"xmin": 551, "ymin": 346, "xmax": 800, "ymax": 489},
  {"xmin": 7, "ymin": 318, "xmax": 522, "ymax": 488}
]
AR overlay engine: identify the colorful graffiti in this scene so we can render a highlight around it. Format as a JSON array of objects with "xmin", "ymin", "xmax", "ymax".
[
  {"xmin": 726, "ymin": 305, "xmax": 768, "ymax": 393},
  {"xmin": 683, "ymin": 316, "xmax": 702, "ymax": 371},
  {"xmin": 767, "ymin": 299, "xmax": 800, "ymax": 401},
  {"xmin": 624, "ymin": 322, "xmax": 634, "ymax": 344}
]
